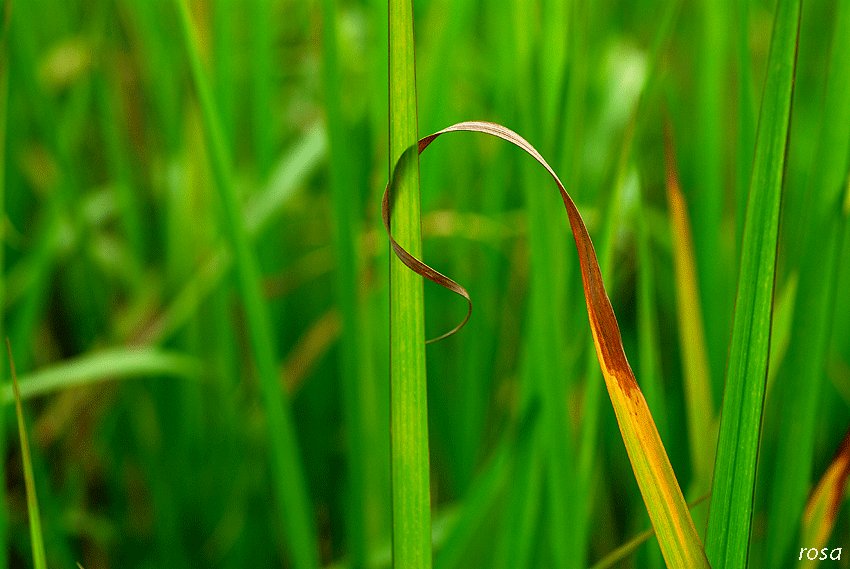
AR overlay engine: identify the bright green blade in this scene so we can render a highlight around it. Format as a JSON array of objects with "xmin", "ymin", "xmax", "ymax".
[
  {"xmin": 388, "ymin": 0, "xmax": 431, "ymax": 567},
  {"xmin": 763, "ymin": 0, "xmax": 850, "ymax": 563},
  {"xmin": 704, "ymin": 0, "xmax": 802, "ymax": 567}
]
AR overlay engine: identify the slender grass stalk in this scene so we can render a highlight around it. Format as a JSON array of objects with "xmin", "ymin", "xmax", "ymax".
[
  {"xmin": 388, "ymin": 1, "xmax": 431, "ymax": 568},
  {"xmin": 7, "ymin": 341, "xmax": 47, "ymax": 569},
  {"xmin": 173, "ymin": 2, "xmax": 319, "ymax": 568},
  {"xmin": 704, "ymin": 0, "xmax": 801, "ymax": 566}
]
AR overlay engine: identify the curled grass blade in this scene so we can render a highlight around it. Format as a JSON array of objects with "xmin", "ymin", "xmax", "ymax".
[{"xmin": 383, "ymin": 121, "xmax": 709, "ymax": 568}]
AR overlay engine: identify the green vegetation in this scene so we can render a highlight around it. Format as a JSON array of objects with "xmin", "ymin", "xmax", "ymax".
[
  {"xmin": 8, "ymin": 343, "xmax": 47, "ymax": 569},
  {"xmin": 2, "ymin": 0, "xmax": 849, "ymax": 568},
  {"xmin": 387, "ymin": 0, "xmax": 431, "ymax": 568}
]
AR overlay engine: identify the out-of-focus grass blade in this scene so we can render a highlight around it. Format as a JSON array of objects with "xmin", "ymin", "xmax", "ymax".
[
  {"xmin": 383, "ymin": 121, "xmax": 709, "ymax": 568},
  {"xmin": 244, "ymin": 123, "xmax": 327, "ymax": 236},
  {"xmin": 320, "ymin": 0, "xmax": 378, "ymax": 564},
  {"xmin": 7, "ymin": 341, "xmax": 48, "ymax": 569},
  {"xmin": 704, "ymin": 0, "xmax": 801, "ymax": 567},
  {"xmin": 797, "ymin": 424, "xmax": 850, "ymax": 568},
  {"xmin": 664, "ymin": 129, "xmax": 716, "ymax": 493},
  {"xmin": 434, "ymin": 401, "xmax": 539, "ymax": 569},
  {"xmin": 173, "ymin": 2, "xmax": 319, "ymax": 568},
  {"xmin": 1, "ymin": 347, "xmax": 201, "ymax": 404}
]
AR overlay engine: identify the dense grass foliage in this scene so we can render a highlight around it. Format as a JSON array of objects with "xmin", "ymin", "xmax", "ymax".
[{"xmin": 2, "ymin": 1, "xmax": 849, "ymax": 568}]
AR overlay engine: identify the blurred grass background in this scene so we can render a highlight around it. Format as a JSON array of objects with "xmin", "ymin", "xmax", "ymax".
[{"xmin": 1, "ymin": 0, "xmax": 849, "ymax": 568}]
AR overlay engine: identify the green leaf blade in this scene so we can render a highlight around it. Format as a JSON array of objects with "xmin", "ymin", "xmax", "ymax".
[
  {"xmin": 705, "ymin": 0, "xmax": 802, "ymax": 566},
  {"xmin": 388, "ymin": 0, "xmax": 431, "ymax": 568}
]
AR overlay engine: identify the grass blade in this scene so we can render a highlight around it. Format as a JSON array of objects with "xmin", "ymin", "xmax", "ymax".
[
  {"xmin": 7, "ymin": 340, "xmax": 48, "ymax": 569},
  {"xmin": 384, "ymin": 121, "xmax": 709, "ymax": 568},
  {"xmin": 388, "ymin": 0, "xmax": 431, "ymax": 567},
  {"xmin": 173, "ymin": 2, "xmax": 319, "ymax": 567},
  {"xmin": 1, "ymin": 347, "xmax": 201, "ymax": 404},
  {"xmin": 764, "ymin": 0, "xmax": 850, "ymax": 563},
  {"xmin": 664, "ymin": 131, "xmax": 717, "ymax": 493},
  {"xmin": 704, "ymin": 0, "xmax": 802, "ymax": 566},
  {"xmin": 321, "ymin": 0, "xmax": 385, "ymax": 565}
]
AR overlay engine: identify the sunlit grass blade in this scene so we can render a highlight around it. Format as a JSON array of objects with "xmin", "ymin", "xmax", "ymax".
[
  {"xmin": 797, "ymin": 423, "xmax": 850, "ymax": 567},
  {"xmin": 388, "ymin": 0, "xmax": 431, "ymax": 567},
  {"xmin": 7, "ymin": 341, "xmax": 47, "ymax": 569},
  {"xmin": 704, "ymin": 0, "xmax": 802, "ymax": 567},
  {"xmin": 384, "ymin": 121, "xmax": 709, "ymax": 568},
  {"xmin": 173, "ymin": 2, "xmax": 319, "ymax": 568},
  {"xmin": 664, "ymin": 130, "xmax": 716, "ymax": 493}
]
